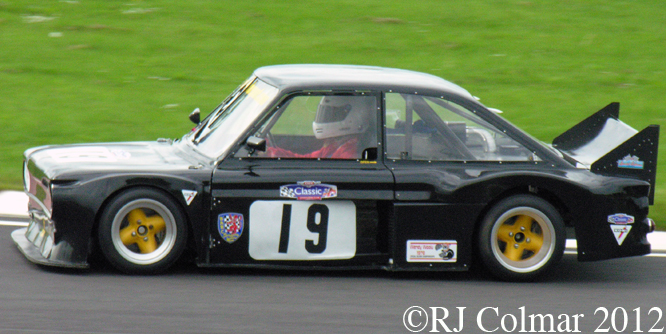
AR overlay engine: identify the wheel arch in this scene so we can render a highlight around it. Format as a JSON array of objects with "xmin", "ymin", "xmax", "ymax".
[
  {"xmin": 473, "ymin": 185, "xmax": 572, "ymax": 233},
  {"xmin": 94, "ymin": 184, "xmax": 189, "ymax": 232},
  {"xmin": 466, "ymin": 172, "xmax": 593, "ymax": 238}
]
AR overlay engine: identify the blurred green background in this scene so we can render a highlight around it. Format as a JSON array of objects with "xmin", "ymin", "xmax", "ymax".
[{"xmin": 1, "ymin": 1, "xmax": 664, "ymax": 224}]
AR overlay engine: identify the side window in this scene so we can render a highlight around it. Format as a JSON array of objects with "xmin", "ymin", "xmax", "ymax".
[
  {"xmin": 385, "ymin": 93, "xmax": 537, "ymax": 162},
  {"xmin": 250, "ymin": 94, "xmax": 378, "ymax": 160}
]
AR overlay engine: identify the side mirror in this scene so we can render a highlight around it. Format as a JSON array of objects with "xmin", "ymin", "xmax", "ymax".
[
  {"xmin": 189, "ymin": 108, "xmax": 200, "ymax": 125},
  {"xmin": 246, "ymin": 136, "xmax": 266, "ymax": 152}
]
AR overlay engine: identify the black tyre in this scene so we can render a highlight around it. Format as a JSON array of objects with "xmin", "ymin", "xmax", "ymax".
[
  {"xmin": 98, "ymin": 188, "xmax": 187, "ymax": 274},
  {"xmin": 478, "ymin": 195, "xmax": 565, "ymax": 281}
]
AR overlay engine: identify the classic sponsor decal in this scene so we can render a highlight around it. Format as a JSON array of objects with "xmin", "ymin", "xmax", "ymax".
[
  {"xmin": 608, "ymin": 213, "xmax": 635, "ymax": 225},
  {"xmin": 617, "ymin": 155, "xmax": 644, "ymax": 169},
  {"xmin": 279, "ymin": 181, "xmax": 337, "ymax": 200},
  {"xmin": 218, "ymin": 213, "xmax": 244, "ymax": 244},
  {"xmin": 406, "ymin": 240, "xmax": 457, "ymax": 263},
  {"xmin": 610, "ymin": 224, "xmax": 632, "ymax": 245},
  {"xmin": 608, "ymin": 214, "xmax": 634, "ymax": 245},
  {"xmin": 182, "ymin": 190, "xmax": 197, "ymax": 206}
]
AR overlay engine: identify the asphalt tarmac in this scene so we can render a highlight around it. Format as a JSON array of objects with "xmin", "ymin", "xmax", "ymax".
[{"xmin": 1, "ymin": 222, "xmax": 666, "ymax": 333}]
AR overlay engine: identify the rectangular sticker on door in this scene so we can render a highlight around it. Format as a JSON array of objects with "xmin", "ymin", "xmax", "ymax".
[
  {"xmin": 406, "ymin": 240, "xmax": 457, "ymax": 263},
  {"xmin": 249, "ymin": 200, "xmax": 356, "ymax": 260}
]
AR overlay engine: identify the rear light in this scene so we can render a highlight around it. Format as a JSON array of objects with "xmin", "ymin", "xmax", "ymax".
[{"xmin": 646, "ymin": 218, "xmax": 656, "ymax": 233}]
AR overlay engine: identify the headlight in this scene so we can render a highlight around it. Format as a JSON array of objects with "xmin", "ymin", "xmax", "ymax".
[{"xmin": 23, "ymin": 161, "xmax": 30, "ymax": 191}]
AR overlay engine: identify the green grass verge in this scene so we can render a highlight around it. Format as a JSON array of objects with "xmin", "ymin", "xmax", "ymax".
[{"xmin": 1, "ymin": 0, "xmax": 664, "ymax": 225}]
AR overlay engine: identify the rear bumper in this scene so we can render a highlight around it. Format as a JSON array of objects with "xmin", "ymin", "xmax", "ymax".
[{"xmin": 576, "ymin": 215, "xmax": 653, "ymax": 262}]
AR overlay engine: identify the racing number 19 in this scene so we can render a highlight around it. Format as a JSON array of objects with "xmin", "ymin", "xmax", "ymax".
[{"xmin": 278, "ymin": 203, "xmax": 329, "ymax": 254}]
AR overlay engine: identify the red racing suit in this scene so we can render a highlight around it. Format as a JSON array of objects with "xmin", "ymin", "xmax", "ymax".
[{"xmin": 266, "ymin": 137, "xmax": 358, "ymax": 159}]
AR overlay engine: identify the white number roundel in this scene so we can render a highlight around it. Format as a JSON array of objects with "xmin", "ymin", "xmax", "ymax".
[{"xmin": 248, "ymin": 200, "xmax": 356, "ymax": 260}]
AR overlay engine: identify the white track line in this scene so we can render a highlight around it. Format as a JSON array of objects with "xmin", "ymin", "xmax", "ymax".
[{"xmin": 0, "ymin": 221, "xmax": 28, "ymax": 227}]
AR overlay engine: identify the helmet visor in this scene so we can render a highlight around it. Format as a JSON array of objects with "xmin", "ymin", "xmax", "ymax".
[{"xmin": 315, "ymin": 103, "xmax": 352, "ymax": 123}]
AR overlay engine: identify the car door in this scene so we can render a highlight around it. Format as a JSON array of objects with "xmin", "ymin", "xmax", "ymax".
[
  {"xmin": 383, "ymin": 92, "xmax": 542, "ymax": 270},
  {"xmin": 206, "ymin": 92, "xmax": 395, "ymax": 268}
]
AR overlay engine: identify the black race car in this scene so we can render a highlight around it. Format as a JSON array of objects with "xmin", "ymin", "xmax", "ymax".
[{"xmin": 13, "ymin": 65, "xmax": 659, "ymax": 281}]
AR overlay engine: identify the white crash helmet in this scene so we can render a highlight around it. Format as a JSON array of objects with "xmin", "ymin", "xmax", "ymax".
[{"xmin": 312, "ymin": 95, "xmax": 375, "ymax": 139}]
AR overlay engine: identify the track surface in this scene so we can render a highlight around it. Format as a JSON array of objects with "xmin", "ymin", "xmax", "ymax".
[{"xmin": 2, "ymin": 224, "xmax": 666, "ymax": 334}]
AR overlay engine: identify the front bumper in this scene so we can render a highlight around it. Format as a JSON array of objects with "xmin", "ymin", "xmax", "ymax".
[{"xmin": 12, "ymin": 219, "xmax": 88, "ymax": 269}]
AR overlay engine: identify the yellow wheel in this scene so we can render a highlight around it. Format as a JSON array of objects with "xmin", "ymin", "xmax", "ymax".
[
  {"xmin": 478, "ymin": 195, "xmax": 565, "ymax": 281},
  {"xmin": 98, "ymin": 188, "xmax": 187, "ymax": 274}
]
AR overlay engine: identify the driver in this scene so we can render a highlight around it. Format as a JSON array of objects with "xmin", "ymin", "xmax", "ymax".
[{"xmin": 266, "ymin": 95, "xmax": 375, "ymax": 159}]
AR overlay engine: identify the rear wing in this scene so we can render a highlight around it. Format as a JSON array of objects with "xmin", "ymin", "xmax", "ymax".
[{"xmin": 553, "ymin": 103, "xmax": 659, "ymax": 204}]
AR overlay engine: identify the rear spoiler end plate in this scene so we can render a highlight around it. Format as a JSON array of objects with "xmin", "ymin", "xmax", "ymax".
[{"xmin": 553, "ymin": 103, "xmax": 659, "ymax": 204}]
